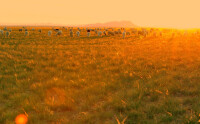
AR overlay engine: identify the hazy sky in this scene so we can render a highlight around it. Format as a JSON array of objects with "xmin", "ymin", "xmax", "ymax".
[{"xmin": 1, "ymin": 0, "xmax": 200, "ymax": 28}]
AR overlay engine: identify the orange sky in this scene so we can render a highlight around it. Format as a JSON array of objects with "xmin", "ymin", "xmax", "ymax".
[{"xmin": 1, "ymin": 0, "xmax": 200, "ymax": 28}]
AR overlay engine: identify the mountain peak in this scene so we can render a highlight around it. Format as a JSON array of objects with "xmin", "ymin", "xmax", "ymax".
[{"xmin": 77, "ymin": 21, "xmax": 137, "ymax": 28}]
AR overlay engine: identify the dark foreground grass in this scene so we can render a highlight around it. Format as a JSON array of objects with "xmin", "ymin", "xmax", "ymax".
[{"xmin": 0, "ymin": 28, "xmax": 200, "ymax": 123}]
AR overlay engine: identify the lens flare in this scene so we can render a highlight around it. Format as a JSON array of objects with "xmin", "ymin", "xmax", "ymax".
[{"xmin": 15, "ymin": 114, "xmax": 28, "ymax": 124}]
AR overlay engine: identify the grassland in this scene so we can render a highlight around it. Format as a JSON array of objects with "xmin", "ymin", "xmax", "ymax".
[{"xmin": 0, "ymin": 27, "xmax": 200, "ymax": 124}]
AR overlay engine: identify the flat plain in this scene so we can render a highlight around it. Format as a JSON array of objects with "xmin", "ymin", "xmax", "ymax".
[{"xmin": 0, "ymin": 27, "xmax": 200, "ymax": 124}]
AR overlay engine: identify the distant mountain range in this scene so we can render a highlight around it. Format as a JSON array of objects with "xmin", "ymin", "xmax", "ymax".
[
  {"xmin": 0, "ymin": 21, "xmax": 138, "ymax": 28},
  {"xmin": 76, "ymin": 21, "xmax": 137, "ymax": 28}
]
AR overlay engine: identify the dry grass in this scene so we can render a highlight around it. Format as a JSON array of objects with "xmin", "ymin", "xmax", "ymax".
[{"xmin": 0, "ymin": 27, "xmax": 200, "ymax": 123}]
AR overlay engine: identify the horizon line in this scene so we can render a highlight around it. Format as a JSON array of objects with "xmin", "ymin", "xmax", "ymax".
[{"xmin": 0, "ymin": 23, "xmax": 200, "ymax": 30}]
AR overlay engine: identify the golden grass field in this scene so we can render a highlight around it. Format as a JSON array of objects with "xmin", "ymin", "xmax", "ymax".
[{"xmin": 0, "ymin": 27, "xmax": 200, "ymax": 124}]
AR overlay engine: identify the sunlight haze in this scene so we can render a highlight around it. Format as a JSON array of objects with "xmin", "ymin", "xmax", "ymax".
[{"xmin": 1, "ymin": 0, "xmax": 200, "ymax": 28}]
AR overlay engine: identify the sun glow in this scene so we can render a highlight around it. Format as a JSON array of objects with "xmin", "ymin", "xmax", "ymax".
[{"xmin": 0, "ymin": 0, "xmax": 200, "ymax": 28}]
